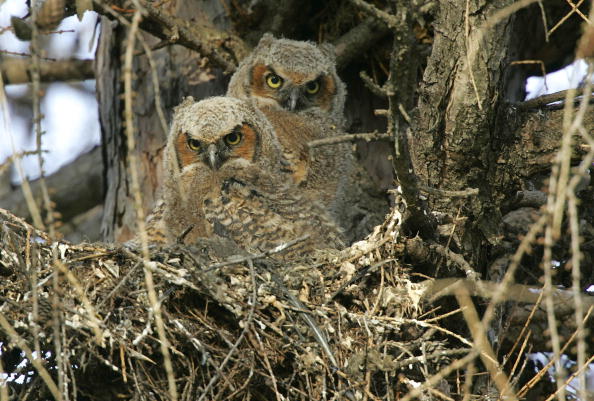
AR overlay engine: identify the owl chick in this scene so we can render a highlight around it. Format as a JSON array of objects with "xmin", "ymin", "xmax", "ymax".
[
  {"xmin": 227, "ymin": 34, "xmax": 353, "ymax": 222},
  {"xmin": 145, "ymin": 96, "xmax": 344, "ymax": 258},
  {"xmin": 227, "ymin": 33, "xmax": 346, "ymax": 127}
]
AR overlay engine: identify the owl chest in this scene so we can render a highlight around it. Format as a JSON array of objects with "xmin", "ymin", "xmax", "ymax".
[{"xmin": 202, "ymin": 183, "xmax": 275, "ymax": 248}]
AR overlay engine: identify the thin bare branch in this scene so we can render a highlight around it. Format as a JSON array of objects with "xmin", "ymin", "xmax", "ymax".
[{"xmin": 307, "ymin": 132, "xmax": 391, "ymax": 148}]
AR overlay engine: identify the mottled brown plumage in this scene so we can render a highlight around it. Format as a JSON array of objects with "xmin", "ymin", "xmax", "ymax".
[
  {"xmin": 227, "ymin": 34, "xmax": 353, "ymax": 227},
  {"xmin": 144, "ymin": 96, "xmax": 344, "ymax": 258}
]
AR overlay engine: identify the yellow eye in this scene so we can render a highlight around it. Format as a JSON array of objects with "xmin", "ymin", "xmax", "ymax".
[
  {"xmin": 305, "ymin": 80, "xmax": 320, "ymax": 94},
  {"xmin": 224, "ymin": 131, "xmax": 242, "ymax": 146},
  {"xmin": 266, "ymin": 73, "xmax": 283, "ymax": 89},
  {"xmin": 187, "ymin": 137, "xmax": 201, "ymax": 151}
]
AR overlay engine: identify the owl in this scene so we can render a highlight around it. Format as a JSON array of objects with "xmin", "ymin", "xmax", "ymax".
[
  {"xmin": 227, "ymin": 34, "xmax": 353, "ymax": 224},
  {"xmin": 144, "ymin": 96, "xmax": 344, "ymax": 258},
  {"xmin": 227, "ymin": 33, "xmax": 347, "ymax": 127}
]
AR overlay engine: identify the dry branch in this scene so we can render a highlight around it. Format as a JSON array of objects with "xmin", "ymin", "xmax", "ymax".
[
  {"xmin": 517, "ymin": 89, "xmax": 594, "ymax": 110},
  {"xmin": 334, "ymin": 16, "xmax": 391, "ymax": 68},
  {"xmin": 94, "ymin": 0, "xmax": 250, "ymax": 72},
  {"xmin": 0, "ymin": 147, "xmax": 103, "ymax": 224},
  {"xmin": 421, "ymin": 278, "xmax": 594, "ymax": 315},
  {"xmin": 0, "ymin": 58, "xmax": 94, "ymax": 85},
  {"xmin": 500, "ymin": 105, "xmax": 591, "ymax": 178},
  {"xmin": 307, "ymin": 132, "xmax": 392, "ymax": 148}
]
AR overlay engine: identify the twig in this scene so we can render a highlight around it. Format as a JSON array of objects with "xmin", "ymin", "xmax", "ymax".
[
  {"xmin": 0, "ymin": 63, "xmax": 44, "ymax": 230},
  {"xmin": 517, "ymin": 88, "xmax": 594, "ymax": 110},
  {"xmin": 392, "ymin": 348, "xmax": 470, "ymax": 370},
  {"xmin": 0, "ymin": 49, "xmax": 57, "ymax": 60},
  {"xmin": 545, "ymin": 59, "xmax": 593, "ymax": 401},
  {"xmin": 30, "ymin": 4, "xmax": 70, "ymax": 398},
  {"xmin": 176, "ymin": 224, "xmax": 195, "ymax": 244},
  {"xmin": 502, "ymin": 291, "xmax": 542, "ymax": 367},
  {"xmin": 481, "ymin": 214, "xmax": 546, "ymax": 325},
  {"xmin": 421, "ymin": 278, "xmax": 594, "ymax": 313},
  {"xmin": 307, "ymin": 132, "xmax": 392, "ymax": 148},
  {"xmin": 454, "ymin": 287, "xmax": 518, "ymax": 401},
  {"xmin": 328, "ymin": 258, "xmax": 395, "ymax": 301},
  {"xmin": 543, "ymin": 353, "xmax": 594, "ymax": 401},
  {"xmin": 54, "ymin": 259, "xmax": 104, "ymax": 343},
  {"xmin": 510, "ymin": 59, "xmax": 547, "ymax": 87},
  {"xmin": 205, "ymin": 235, "xmax": 310, "ymax": 271},
  {"xmin": 30, "ymin": 0, "xmax": 56, "ymax": 240},
  {"xmin": 418, "ymin": 185, "xmax": 479, "ymax": 198},
  {"xmin": 548, "ymin": 0, "xmax": 587, "ymax": 36},
  {"xmin": 397, "ymin": 103, "xmax": 411, "ymax": 124},
  {"xmin": 566, "ymin": 70, "xmax": 594, "ymax": 401},
  {"xmin": 359, "ymin": 71, "xmax": 388, "ymax": 98},
  {"xmin": 270, "ymin": 271, "xmax": 339, "ymax": 369},
  {"xmin": 517, "ymin": 306, "xmax": 594, "ymax": 398},
  {"xmin": 348, "ymin": 0, "xmax": 399, "ymax": 29},
  {"xmin": 431, "ymin": 245, "xmax": 479, "ymax": 281},
  {"xmin": 197, "ymin": 258, "xmax": 257, "ymax": 401},
  {"xmin": 399, "ymin": 351, "xmax": 479, "ymax": 401},
  {"xmin": 97, "ymin": 261, "xmax": 142, "ymax": 309}
]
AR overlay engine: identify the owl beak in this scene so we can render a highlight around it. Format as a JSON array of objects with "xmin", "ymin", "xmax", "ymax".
[
  {"xmin": 207, "ymin": 143, "xmax": 219, "ymax": 170},
  {"xmin": 287, "ymin": 88, "xmax": 300, "ymax": 111}
]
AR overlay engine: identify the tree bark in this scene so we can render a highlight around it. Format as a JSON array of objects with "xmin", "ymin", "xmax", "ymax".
[{"xmin": 412, "ymin": 0, "xmax": 519, "ymax": 262}]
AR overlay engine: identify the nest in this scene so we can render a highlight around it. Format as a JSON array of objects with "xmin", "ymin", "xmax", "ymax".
[{"xmin": 0, "ymin": 206, "xmax": 463, "ymax": 401}]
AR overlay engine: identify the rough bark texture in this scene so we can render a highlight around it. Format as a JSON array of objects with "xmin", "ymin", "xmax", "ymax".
[
  {"xmin": 413, "ymin": 0, "xmax": 517, "ymax": 259},
  {"xmin": 96, "ymin": 16, "xmax": 126, "ymax": 242}
]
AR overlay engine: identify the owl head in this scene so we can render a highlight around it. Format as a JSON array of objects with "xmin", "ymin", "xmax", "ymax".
[
  {"xmin": 164, "ymin": 96, "xmax": 288, "ymax": 199},
  {"xmin": 227, "ymin": 33, "xmax": 346, "ymax": 125}
]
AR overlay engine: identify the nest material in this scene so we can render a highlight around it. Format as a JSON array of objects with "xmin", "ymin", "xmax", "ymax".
[{"xmin": 0, "ymin": 207, "xmax": 459, "ymax": 400}]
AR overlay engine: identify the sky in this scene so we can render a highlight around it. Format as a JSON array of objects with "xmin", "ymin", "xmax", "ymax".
[
  {"xmin": 526, "ymin": 58, "xmax": 589, "ymax": 100},
  {"xmin": 0, "ymin": 0, "xmax": 100, "ymax": 182}
]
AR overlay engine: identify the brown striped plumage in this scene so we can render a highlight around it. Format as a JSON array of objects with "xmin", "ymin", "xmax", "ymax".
[
  {"xmin": 140, "ymin": 96, "xmax": 344, "ymax": 259},
  {"xmin": 227, "ymin": 34, "xmax": 354, "ymax": 229}
]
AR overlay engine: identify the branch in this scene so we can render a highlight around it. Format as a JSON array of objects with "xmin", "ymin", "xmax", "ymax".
[
  {"xmin": 386, "ymin": 1, "xmax": 437, "ymax": 239},
  {"xmin": 517, "ymin": 89, "xmax": 594, "ymax": 110},
  {"xmin": 348, "ymin": 0, "xmax": 399, "ymax": 28},
  {"xmin": 0, "ymin": 147, "xmax": 103, "ymax": 224},
  {"xmin": 500, "ymin": 105, "xmax": 590, "ymax": 178},
  {"xmin": 334, "ymin": 16, "xmax": 391, "ymax": 69},
  {"xmin": 307, "ymin": 132, "xmax": 392, "ymax": 148},
  {"xmin": 94, "ymin": 0, "xmax": 250, "ymax": 72},
  {"xmin": 420, "ymin": 278, "xmax": 594, "ymax": 316},
  {"xmin": 1, "ymin": 59, "xmax": 94, "ymax": 84}
]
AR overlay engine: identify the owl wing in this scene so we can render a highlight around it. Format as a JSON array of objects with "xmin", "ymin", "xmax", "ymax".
[{"xmin": 203, "ymin": 179, "xmax": 344, "ymax": 259}]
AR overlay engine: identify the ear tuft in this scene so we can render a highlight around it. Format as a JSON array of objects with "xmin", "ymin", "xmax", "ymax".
[
  {"xmin": 176, "ymin": 96, "xmax": 195, "ymax": 110},
  {"xmin": 257, "ymin": 32, "xmax": 276, "ymax": 48},
  {"xmin": 318, "ymin": 43, "xmax": 337, "ymax": 62}
]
